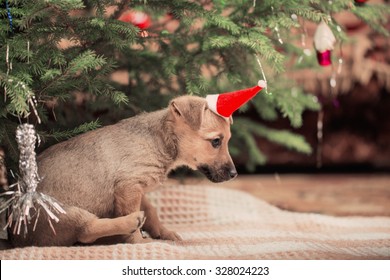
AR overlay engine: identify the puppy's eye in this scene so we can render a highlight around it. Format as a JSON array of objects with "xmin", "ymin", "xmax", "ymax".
[{"xmin": 211, "ymin": 138, "xmax": 221, "ymax": 148}]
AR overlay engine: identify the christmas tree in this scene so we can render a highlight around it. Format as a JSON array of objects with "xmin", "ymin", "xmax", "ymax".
[{"xmin": 0, "ymin": 0, "xmax": 389, "ymax": 175}]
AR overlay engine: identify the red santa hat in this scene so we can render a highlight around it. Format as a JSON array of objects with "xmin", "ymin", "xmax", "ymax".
[{"xmin": 206, "ymin": 80, "xmax": 267, "ymax": 118}]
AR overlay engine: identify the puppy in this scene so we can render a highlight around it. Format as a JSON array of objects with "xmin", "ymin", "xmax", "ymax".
[{"xmin": 10, "ymin": 95, "xmax": 237, "ymax": 247}]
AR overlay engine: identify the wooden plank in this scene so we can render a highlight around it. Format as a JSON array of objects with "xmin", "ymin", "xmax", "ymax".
[{"xmin": 170, "ymin": 174, "xmax": 390, "ymax": 217}]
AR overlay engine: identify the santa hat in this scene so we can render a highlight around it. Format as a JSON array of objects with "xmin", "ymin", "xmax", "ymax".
[{"xmin": 206, "ymin": 80, "xmax": 267, "ymax": 118}]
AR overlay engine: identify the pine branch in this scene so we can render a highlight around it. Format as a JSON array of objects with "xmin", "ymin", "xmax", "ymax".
[
  {"xmin": 233, "ymin": 126, "xmax": 267, "ymax": 171},
  {"xmin": 0, "ymin": 74, "xmax": 35, "ymax": 118},
  {"xmin": 234, "ymin": 117, "xmax": 313, "ymax": 155},
  {"xmin": 39, "ymin": 120, "xmax": 101, "ymax": 142},
  {"xmin": 352, "ymin": 4, "xmax": 390, "ymax": 36}
]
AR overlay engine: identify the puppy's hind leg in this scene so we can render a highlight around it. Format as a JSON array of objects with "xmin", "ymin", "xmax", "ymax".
[
  {"xmin": 11, "ymin": 206, "xmax": 145, "ymax": 247},
  {"xmin": 77, "ymin": 210, "xmax": 145, "ymax": 244}
]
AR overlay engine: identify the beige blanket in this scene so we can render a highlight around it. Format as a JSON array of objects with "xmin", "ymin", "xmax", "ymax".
[{"xmin": 1, "ymin": 185, "xmax": 389, "ymax": 259}]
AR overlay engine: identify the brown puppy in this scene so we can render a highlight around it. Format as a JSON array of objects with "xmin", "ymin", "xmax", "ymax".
[{"xmin": 10, "ymin": 95, "xmax": 237, "ymax": 247}]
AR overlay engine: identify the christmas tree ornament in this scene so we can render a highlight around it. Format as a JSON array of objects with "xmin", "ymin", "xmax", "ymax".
[
  {"xmin": 255, "ymin": 54, "xmax": 269, "ymax": 94},
  {"xmin": 337, "ymin": 44, "xmax": 344, "ymax": 75},
  {"xmin": 291, "ymin": 13, "xmax": 298, "ymax": 21},
  {"xmin": 271, "ymin": 7, "xmax": 284, "ymax": 44},
  {"xmin": 355, "ymin": 0, "xmax": 369, "ymax": 5},
  {"xmin": 206, "ymin": 80, "xmax": 267, "ymax": 118},
  {"xmin": 274, "ymin": 26, "xmax": 284, "ymax": 44},
  {"xmin": 316, "ymin": 110, "xmax": 324, "ymax": 168},
  {"xmin": 119, "ymin": 10, "xmax": 151, "ymax": 30},
  {"xmin": 314, "ymin": 21, "xmax": 336, "ymax": 66},
  {"xmin": 0, "ymin": 124, "xmax": 65, "ymax": 236}
]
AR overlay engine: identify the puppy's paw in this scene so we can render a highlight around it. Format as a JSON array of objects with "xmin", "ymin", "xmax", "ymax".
[
  {"xmin": 126, "ymin": 211, "xmax": 145, "ymax": 233},
  {"xmin": 137, "ymin": 214, "xmax": 147, "ymax": 230},
  {"xmin": 125, "ymin": 230, "xmax": 153, "ymax": 244},
  {"xmin": 160, "ymin": 227, "xmax": 182, "ymax": 242}
]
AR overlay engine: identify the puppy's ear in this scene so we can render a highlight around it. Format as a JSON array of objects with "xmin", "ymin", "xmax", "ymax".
[{"xmin": 170, "ymin": 96, "xmax": 206, "ymax": 130}]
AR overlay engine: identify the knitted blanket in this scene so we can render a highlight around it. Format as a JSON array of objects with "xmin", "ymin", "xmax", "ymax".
[{"xmin": 1, "ymin": 185, "xmax": 389, "ymax": 259}]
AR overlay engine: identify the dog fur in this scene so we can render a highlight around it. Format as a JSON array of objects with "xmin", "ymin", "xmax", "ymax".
[{"xmin": 10, "ymin": 95, "xmax": 237, "ymax": 247}]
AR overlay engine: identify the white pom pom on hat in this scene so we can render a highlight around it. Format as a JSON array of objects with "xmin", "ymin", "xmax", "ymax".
[{"xmin": 206, "ymin": 80, "xmax": 266, "ymax": 118}]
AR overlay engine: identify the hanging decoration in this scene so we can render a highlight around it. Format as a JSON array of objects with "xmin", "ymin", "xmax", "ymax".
[
  {"xmin": 355, "ymin": 0, "xmax": 369, "ymax": 5},
  {"xmin": 271, "ymin": 6, "xmax": 284, "ymax": 44},
  {"xmin": 313, "ymin": 21, "xmax": 336, "ymax": 66},
  {"xmin": 0, "ymin": 124, "xmax": 66, "ymax": 236},
  {"xmin": 118, "ymin": 10, "xmax": 151, "ymax": 30},
  {"xmin": 255, "ymin": 54, "xmax": 269, "ymax": 95},
  {"xmin": 312, "ymin": 18, "xmax": 337, "ymax": 167},
  {"xmin": 316, "ymin": 110, "xmax": 324, "ymax": 168}
]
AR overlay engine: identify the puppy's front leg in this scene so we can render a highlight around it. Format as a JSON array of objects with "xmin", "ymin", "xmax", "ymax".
[
  {"xmin": 141, "ymin": 196, "xmax": 182, "ymax": 242},
  {"xmin": 114, "ymin": 183, "xmax": 150, "ymax": 243}
]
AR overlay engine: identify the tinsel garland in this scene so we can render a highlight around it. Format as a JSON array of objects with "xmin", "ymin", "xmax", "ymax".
[{"xmin": 0, "ymin": 124, "xmax": 66, "ymax": 236}]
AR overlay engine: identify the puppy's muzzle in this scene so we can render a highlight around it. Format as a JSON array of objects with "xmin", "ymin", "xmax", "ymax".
[{"xmin": 198, "ymin": 164, "xmax": 237, "ymax": 183}]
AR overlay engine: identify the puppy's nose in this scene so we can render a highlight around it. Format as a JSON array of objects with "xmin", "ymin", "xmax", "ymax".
[{"xmin": 228, "ymin": 168, "xmax": 237, "ymax": 179}]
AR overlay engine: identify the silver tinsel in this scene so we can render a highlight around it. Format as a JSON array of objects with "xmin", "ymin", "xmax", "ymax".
[{"xmin": 0, "ymin": 124, "xmax": 65, "ymax": 236}]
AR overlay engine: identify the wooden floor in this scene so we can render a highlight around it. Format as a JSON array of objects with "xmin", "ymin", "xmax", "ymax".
[{"xmin": 172, "ymin": 173, "xmax": 390, "ymax": 217}]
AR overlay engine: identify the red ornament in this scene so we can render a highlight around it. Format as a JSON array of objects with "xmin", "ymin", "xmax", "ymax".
[
  {"xmin": 119, "ymin": 10, "xmax": 151, "ymax": 29},
  {"xmin": 314, "ymin": 21, "xmax": 336, "ymax": 67},
  {"xmin": 355, "ymin": 0, "xmax": 369, "ymax": 3},
  {"xmin": 316, "ymin": 50, "xmax": 332, "ymax": 66},
  {"xmin": 206, "ymin": 80, "xmax": 267, "ymax": 118}
]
